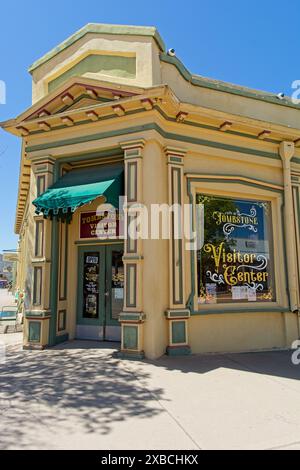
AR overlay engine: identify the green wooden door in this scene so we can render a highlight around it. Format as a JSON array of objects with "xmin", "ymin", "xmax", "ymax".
[{"xmin": 76, "ymin": 244, "xmax": 124, "ymax": 341}]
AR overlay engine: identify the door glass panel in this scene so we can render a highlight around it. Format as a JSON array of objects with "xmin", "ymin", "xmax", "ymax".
[
  {"xmin": 83, "ymin": 252, "xmax": 100, "ymax": 318},
  {"xmin": 111, "ymin": 250, "xmax": 124, "ymax": 320}
]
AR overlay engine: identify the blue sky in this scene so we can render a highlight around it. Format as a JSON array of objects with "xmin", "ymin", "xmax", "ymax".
[{"xmin": 0, "ymin": 0, "xmax": 299, "ymax": 250}]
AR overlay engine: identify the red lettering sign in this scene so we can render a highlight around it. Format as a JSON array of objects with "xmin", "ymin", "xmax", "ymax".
[{"xmin": 80, "ymin": 211, "xmax": 122, "ymax": 239}]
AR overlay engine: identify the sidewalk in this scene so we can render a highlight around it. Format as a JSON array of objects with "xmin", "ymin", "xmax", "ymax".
[{"xmin": 0, "ymin": 341, "xmax": 300, "ymax": 450}]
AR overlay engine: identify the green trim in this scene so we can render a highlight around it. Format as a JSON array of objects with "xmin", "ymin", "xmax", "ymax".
[
  {"xmin": 171, "ymin": 166, "xmax": 183, "ymax": 304},
  {"xmin": 29, "ymin": 23, "xmax": 165, "ymax": 72},
  {"xmin": 59, "ymin": 223, "xmax": 68, "ymax": 301},
  {"xmin": 76, "ymin": 245, "xmax": 106, "ymax": 326},
  {"xmin": 165, "ymin": 309, "xmax": 190, "ymax": 318},
  {"xmin": 119, "ymin": 312, "xmax": 145, "ymax": 321},
  {"xmin": 187, "ymin": 179, "xmax": 195, "ymax": 313},
  {"xmin": 26, "ymin": 105, "xmax": 300, "ymax": 162},
  {"xmin": 75, "ymin": 239, "xmax": 122, "ymax": 245},
  {"xmin": 126, "ymin": 263, "xmax": 137, "ymax": 308},
  {"xmin": 115, "ymin": 350, "xmax": 145, "ymax": 360},
  {"xmin": 55, "ymin": 333, "xmax": 69, "ymax": 345},
  {"xmin": 187, "ymin": 175, "xmax": 283, "ymax": 193},
  {"xmin": 25, "ymin": 310, "xmax": 51, "ymax": 318},
  {"xmin": 171, "ymin": 320, "xmax": 186, "ymax": 344},
  {"xmin": 28, "ymin": 321, "xmax": 41, "ymax": 343},
  {"xmin": 186, "ymin": 172, "xmax": 283, "ymax": 192},
  {"xmin": 25, "ymin": 122, "xmax": 280, "ymax": 162},
  {"xmin": 33, "ymin": 266, "xmax": 43, "ymax": 306},
  {"xmin": 293, "ymin": 186, "xmax": 300, "ymax": 290},
  {"xmin": 57, "ymin": 148, "xmax": 123, "ymax": 164},
  {"xmin": 33, "ymin": 164, "xmax": 124, "ymax": 219},
  {"xmin": 186, "ymin": 177, "xmax": 286, "ymax": 315},
  {"xmin": 160, "ymin": 53, "xmax": 300, "ymax": 111},
  {"xmin": 48, "ymin": 54, "xmax": 136, "ymax": 93},
  {"xmin": 170, "ymin": 156, "xmax": 183, "ymax": 163},
  {"xmin": 123, "ymin": 324, "xmax": 138, "ymax": 350}
]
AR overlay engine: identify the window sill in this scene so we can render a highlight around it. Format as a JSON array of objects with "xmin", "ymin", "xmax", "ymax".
[{"xmin": 190, "ymin": 305, "xmax": 290, "ymax": 315}]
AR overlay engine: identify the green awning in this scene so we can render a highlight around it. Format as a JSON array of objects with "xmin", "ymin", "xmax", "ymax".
[{"xmin": 33, "ymin": 164, "xmax": 124, "ymax": 220}]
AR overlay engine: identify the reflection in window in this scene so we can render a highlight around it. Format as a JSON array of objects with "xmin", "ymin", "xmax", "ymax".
[{"xmin": 197, "ymin": 195, "xmax": 275, "ymax": 305}]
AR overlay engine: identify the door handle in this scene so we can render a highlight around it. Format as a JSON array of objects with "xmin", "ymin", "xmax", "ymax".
[{"xmin": 104, "ymin": 291, "xmax": 110, "ymax": 297}]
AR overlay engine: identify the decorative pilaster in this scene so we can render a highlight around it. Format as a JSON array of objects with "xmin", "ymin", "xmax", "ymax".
[
  {"xmin": 118, "ymin": 140, "xmax": 145, "ymax": 358},
  {"xmin": 164, "ymin": 147, "xmax": 190, "ymax": 356},
  {"xmin": 23, "ymin": 156, "xmax": 55, "ymax": 349}
]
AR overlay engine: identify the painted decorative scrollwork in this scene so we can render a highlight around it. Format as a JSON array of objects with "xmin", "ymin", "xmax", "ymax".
[
  {"xmin": 244, "ymin": 282, "xmax": 264, "ymax": 291},
  {"xmin": 219, "ymin": 206, "xmax": 259, "ymax": 240},
  {"xmin": 237, "ymin": 255, "xmax": 268, "ymax": 271},
  {"xmin": 206, "ymin": 270, "xmax": 225, "ymax": 285}
]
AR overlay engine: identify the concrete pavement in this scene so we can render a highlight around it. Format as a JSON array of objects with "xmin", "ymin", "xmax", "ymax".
[
  {"xmin": 0, "ymin": 340, "xmax": 300, "ymax": 450},
  {"xmin": 0, "ymin": 288, "xmax": 15, "ymax": 309}
]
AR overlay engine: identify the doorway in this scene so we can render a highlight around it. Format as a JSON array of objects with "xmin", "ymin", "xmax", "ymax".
[{"xmin": 76, "ymin": 244, "xmax": 124, "ymax": 341}]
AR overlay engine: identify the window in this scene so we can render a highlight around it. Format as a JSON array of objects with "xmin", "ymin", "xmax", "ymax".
[{"xmin": 196, "ymin": 194, "xmax": 275, "ymax": 305}]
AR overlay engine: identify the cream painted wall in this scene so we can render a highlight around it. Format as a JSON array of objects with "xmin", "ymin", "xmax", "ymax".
[
  {"xmin": 142, "ymin": 140, "xmax": 169, "ymax": 359},
  {"xmin": 188, "ymin": 312, "xmax": 294, "ymax": 354}
]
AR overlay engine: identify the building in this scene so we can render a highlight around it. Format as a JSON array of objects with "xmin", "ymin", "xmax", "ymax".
[
  {"xmin": 1, "ymin": 23, "xmax": 300, "ymax": 358},
  {"xmin": 2, "ymin": 250, "xmax": 19, "ymax": 291},
  {"xmin": 0, "ymin": 251, "xmax": 17, "ymax": 284}
]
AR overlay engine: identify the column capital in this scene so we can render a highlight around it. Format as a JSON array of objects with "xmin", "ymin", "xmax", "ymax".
[
  {"xmin": 120, "ymin": 138, "xmax": 145, "ymax": 150},
  {"xmin": 120, "ymin": 140, "xmax": 145, "ymax": 159},
  {"xmin": 28, "ymin": 154, "xmax": 55, "ymax": 164},
  {"xmin": 164, "ymin": 146, "xmax": 187, "ymax": 157}
]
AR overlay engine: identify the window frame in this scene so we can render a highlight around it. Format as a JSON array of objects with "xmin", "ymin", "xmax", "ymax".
[{"xmin": 187, "ymin": 180, "xmax": 287, "ymax": 314}]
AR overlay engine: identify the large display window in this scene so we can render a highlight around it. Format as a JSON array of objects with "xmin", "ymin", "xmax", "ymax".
[{"xmin": 196, "ymin": 194, "xmax": 276, "ymax": 305}]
